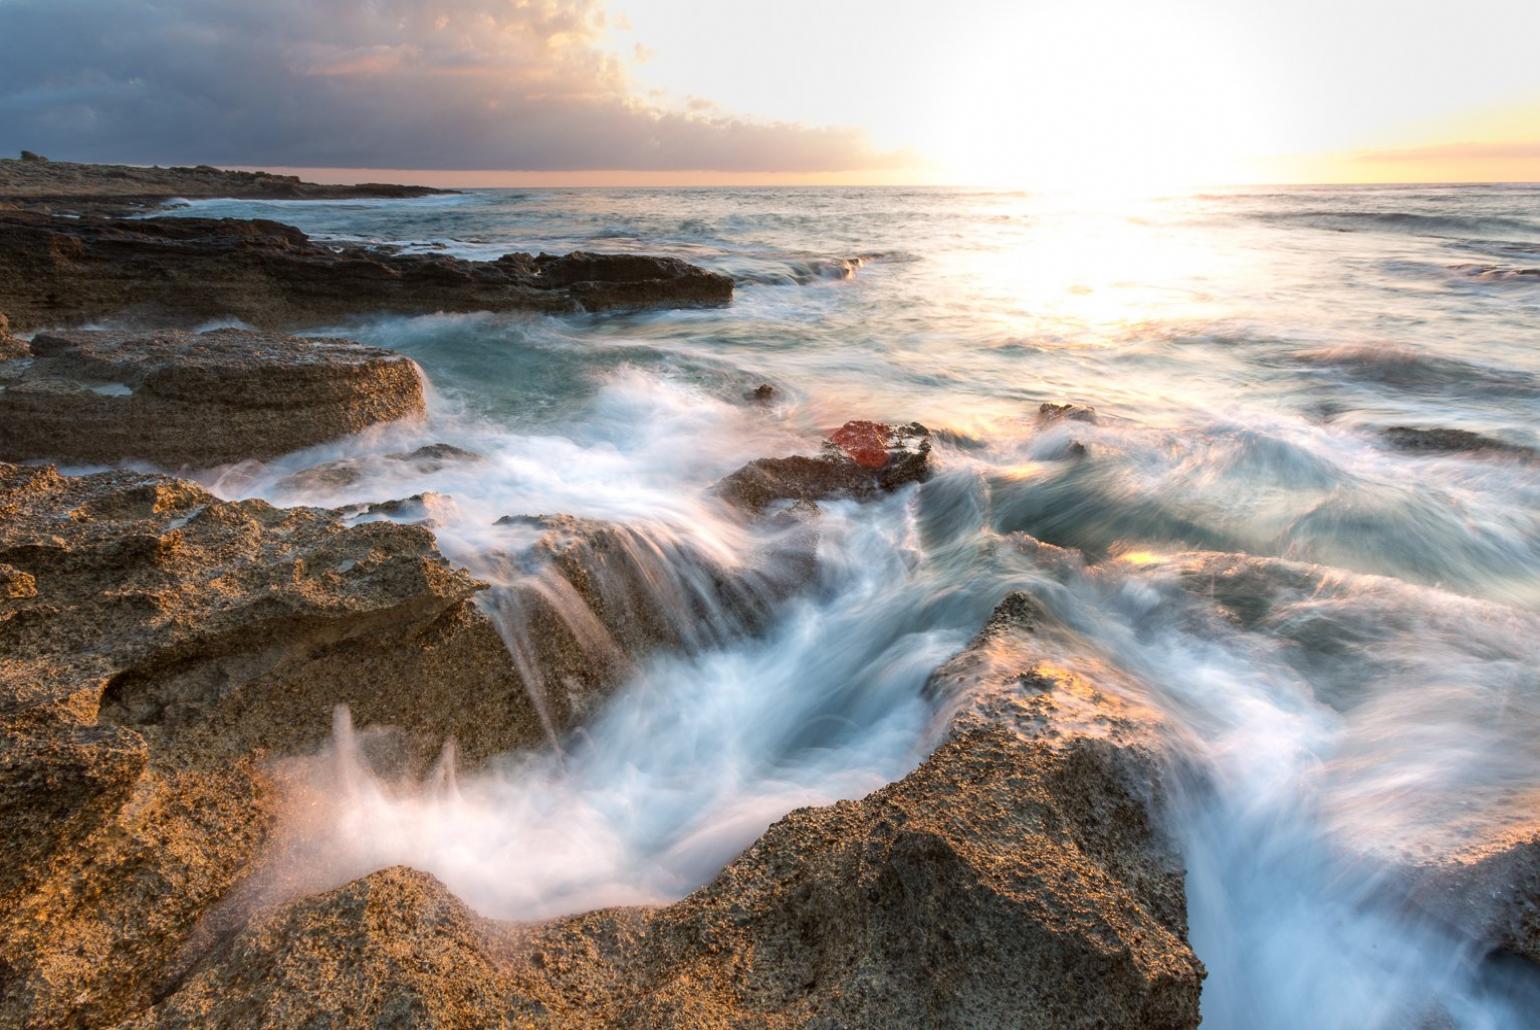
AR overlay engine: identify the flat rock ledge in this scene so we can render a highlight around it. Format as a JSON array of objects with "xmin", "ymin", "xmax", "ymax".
[
  {"xmin": 0, "ymin": 327, "xmax": 425, "ymax": 468},
  {"xmin": 130, "ymin": 590, "xmax": 1205, "ymax": 1029},
  {"xmin": 0, "ymin": 211, "xmax": 734, "ymax": 331}
]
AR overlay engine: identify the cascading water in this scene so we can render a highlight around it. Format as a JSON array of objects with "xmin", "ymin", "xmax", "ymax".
[{"xmin": 186, "ymin": 182, "xmax": 1540, "ymax": 1027}]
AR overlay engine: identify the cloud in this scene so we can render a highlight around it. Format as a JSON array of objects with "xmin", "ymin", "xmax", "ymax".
[
  {"xmin": 1357, "ymin": 140, "xmax": 1540, "ymax": 163},
  {"xmin": 0, "ymin": 0, "xmax": 904, "ymax": 172}
]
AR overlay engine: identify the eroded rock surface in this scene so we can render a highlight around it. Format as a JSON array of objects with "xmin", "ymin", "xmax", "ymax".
[
  {"xmin": 0, "ymin": 327, "xmax": 426, "ymax": 468},
  {"xmin": 716, "ymin": 419, "xmax": 932, "ymax": 515},
  {"xmin": 0, "ymin": 461, "xmax": 546, "ymax": 1027},
  {"xmin": 0, "ymin": 211, "xmax": 733, "ymax": 331},
  {"xmin": 0, "ymin": 311, "xmax": 25, "ymax": 360},
  {"xmin": 135, "ymin": 590, "xmax": 1205, "ymax": 1029}
]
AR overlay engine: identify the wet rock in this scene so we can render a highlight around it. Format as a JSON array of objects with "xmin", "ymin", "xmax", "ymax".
[
  {"xmin": 0, "ymin": 310, "xmax": 26, "ymax": 360},
  {"xmin": 716, "ymin": 419, "xmax": 932, "ymax": 515},
  {"xmin": 1407, "ymin": 830, "xmax": 1540, "ymax": 969},
  {"xmin": 340, "ymin": 492, "xmax": 446, "ymax": 525},
  {"xmin": 134, "ymin": 591, "xmax": 1203, "ymax": 1029},
  {"xmin": 745, "ymin": 382, "xmax": 776, "ymax": 403},
  {"xmin": 277, "ymin": 443, "xmax": 484, "ymax": 494},
  {"xmin": 1382, "ymin": 425, "xmax": 1536, "ymax": 460},
  {"xmin": 0, "ymin": 211, "xmax": 733, "ymax": 331},
  {"xmin": 0, "ymin": 328, "xmax": 426, "ymax": 468},
  {"xmin": 482, "ymin": 512, "xmax": 816, "ymax": 731},
  {"xmin": 386, "ymin": 442, "xmax": 483, "ymax": 469},
  {"xmin": 1039, "ymin": 401, "xmax": 1099, "ymax": 424}
]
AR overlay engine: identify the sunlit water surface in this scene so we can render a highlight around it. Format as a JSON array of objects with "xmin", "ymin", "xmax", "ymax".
[{"xmin": 167, "ymin": 185, "xmax": 1540, "ymax": 1028}]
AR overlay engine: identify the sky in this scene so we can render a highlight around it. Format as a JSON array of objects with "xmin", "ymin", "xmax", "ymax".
[{"xmin": 0, "ymin": 0, "xmax": 1536, "ymax": 186}]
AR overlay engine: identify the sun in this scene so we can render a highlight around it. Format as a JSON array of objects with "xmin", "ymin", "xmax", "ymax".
[{"xmin": 921, "ymin": 8, "xmax": 1277, "ymax": 191}]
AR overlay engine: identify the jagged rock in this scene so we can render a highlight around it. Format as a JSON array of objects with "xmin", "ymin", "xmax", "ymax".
[
  {"xmin": 0, "ymin": 461, "xmax": 550, "ymax": 1027},
  {"xmin": 0, "ymin": 328, "xmax": 426, "ymax": 468},
  {"xmin": 1382, "ymin": 425, "xmax": 1536, "ymax": 460},
  {"xmin": 1039, "ymin": 401, "xmax": 1099, "ymax": 424},
  {"xmin": 716, "ymin": 419, "xmax": 932, "ymax": 515},
  {"xmin": 0, "ymin": 211, "xmax": 733, "ymax": 331},
  {"xmin": 340, "ymin": 492, "xmax": 446, "ymax": 525},
  {"xmin": 134, "ymin": 591, "xmax": 1203, "ymax": 1029},
  {"xmin": 119, "ymin": 868, "xmax": 517, "ymax": 1030}
]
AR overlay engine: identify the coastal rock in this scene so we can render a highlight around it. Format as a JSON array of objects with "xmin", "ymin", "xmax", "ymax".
[
  {"xmin": 0, "ymin": 327, "xmax": 425, "ymax": 468},
  {"xmin": 1406, "ymin": 829, "xmax": 1540, "ymax": 968},
  {"xmin": 136, "ymin": 591, "xmax": 1203, "ymax": 1029},
  {"xmin": 120, "ymin": 868, "xmax": 516, "ymax": 1030},
  {"xmin": 1039, "ymin": 401, "xmax": 1099, "ymax": 424},
  {"xmin": 716, "ymin": 419, "xmax": 932, "ymax": 515},
  {"xmin": 0, "ymin": 211, "xmax": 734, "ymax": 331},
  {"xmin": 1381, "ymin": 424, "xmax": 1536, "ymax": 460},
  {"xmin": 0, "ymin": 310, "xmax": 26, "ymax": 359},
  {"xmin": 0, "ymin": 461, "xmax": 549, "ymax": 1026},
  {"xmin": 481, "ymin": 512, "xmax": 816, "ymax": 731},
  {"xmin": 0, "ymin": 155, "xmax": 447, "ymax": 216},
  {"xmin": 275, "ymin": 443, "xmax": 484, "ymax": 495}
]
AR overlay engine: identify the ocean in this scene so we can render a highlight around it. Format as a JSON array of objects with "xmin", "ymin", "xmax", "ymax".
[{"xmin": 169, "ymin": 184, "xmax": 1540, "ymax": 1027}]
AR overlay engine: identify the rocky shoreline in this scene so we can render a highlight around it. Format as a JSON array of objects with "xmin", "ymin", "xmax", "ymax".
[
  {"xmin": 2, "ymin": 164, "xmax": 1537, "ymax": 1029},
  {"xmin": 0, "ymin": 155, "xmax": 449, "ymax": 216}
]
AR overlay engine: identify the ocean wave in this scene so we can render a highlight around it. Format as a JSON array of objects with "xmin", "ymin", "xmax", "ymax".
[{"xmin": 1254, "ymin": 209, "xmax": 1540, "ymax": 241}]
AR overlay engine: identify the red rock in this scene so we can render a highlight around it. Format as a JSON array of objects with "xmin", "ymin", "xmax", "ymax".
[{"xmin": 830, "ymin": 420, "xmax": 894, "ymax": 469}]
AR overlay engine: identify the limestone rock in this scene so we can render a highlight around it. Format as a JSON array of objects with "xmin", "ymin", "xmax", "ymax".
[
  {"xmin": 0, "ymin": 461, "xmax": 544, "ymax": 1026},
  {"xmin": 0, "ymin": 211, "xmax": 733, "ymax": 331},
  {"xmin": 134, "ymin": 591, "xmax": 1203, "ymax": 1029},
  {"xmin": 0, "ymin": 310, "xmax": 26, "ymax": 359},
  {"xmin": 0, "ymin": 327, "xmax": 426, "ymax": 468}
]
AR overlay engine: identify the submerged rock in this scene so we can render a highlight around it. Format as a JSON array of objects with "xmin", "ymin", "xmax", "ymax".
[
  {"xmin": 0, "ymin": 211, "xmax": 733, "ymax": 331},
  {"xmin": 1381, "ymin": 424, "xmax": 1536, "ymax": 460},
  {"xmin": 1039, "ymin": 401, "xmax": 1099, "ymax": 424},
  {"xmin": 276, "ymin": 443, "xmax": 483, "ymax": 494},
  {"xmin": 716, "ymin": 419, "xmax": 932, "ymax": 515},
  {"xmin": 481, "ymin": 512, "xmax": 816, "ymax": 731},
  {"xmin": 133, "ymin": 591, "xmax": 1204, "ymax": 1029},
  {"xmin": 0, "ymin": 327, "xmax": 426, "ymax": 468}
]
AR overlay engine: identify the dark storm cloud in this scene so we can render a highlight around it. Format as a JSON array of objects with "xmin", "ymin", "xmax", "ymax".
[{"xmin": 0, "ymin": 0, "xmax": 901, "ymax": 171}]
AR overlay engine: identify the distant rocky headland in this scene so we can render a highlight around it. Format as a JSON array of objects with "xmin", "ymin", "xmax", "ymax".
[
  {"xmin": 0, "ymin": 152, "xmax": 447, "ymax": 216},
  {"xmin": 0, "ymin": 155, "xmax": 733, "ymax": 329}
]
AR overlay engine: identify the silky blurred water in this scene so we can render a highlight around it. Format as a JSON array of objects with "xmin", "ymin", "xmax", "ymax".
[{"xmin": 171, "ymin": 185, "xmax": 1540, "ymax": 1027}]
